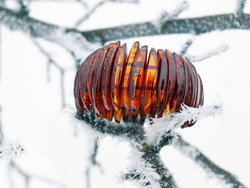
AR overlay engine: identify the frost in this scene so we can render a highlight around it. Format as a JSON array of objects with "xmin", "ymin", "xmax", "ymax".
[
  {"xmin": 0, "ymin": 140, "xmax": 24, "ymax": 160},
  {"xmin": 124, "ymin": 145, "xmax": 162, "ymax": 188},
  {"xmin": 145, "ymin": 104, "xmax": 223, "ymax": 145}
]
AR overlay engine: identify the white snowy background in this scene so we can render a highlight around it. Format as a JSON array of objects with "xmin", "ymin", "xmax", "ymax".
[{"xmin": 0, "ymin": 0, "xmax": 250, "ymax": 187}]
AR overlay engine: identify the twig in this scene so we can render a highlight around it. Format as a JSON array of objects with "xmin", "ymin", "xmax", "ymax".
[
  {"xmin": 9, "ymin": 160, "xmax": 67, "ymax": 188},
  {"xmin": 236, "ymin": 0, "xmax": 247, "ymax": 15},
  {"xmin": 173, "ymin": 135, "xmax": 246, "ymax": 188},
  {"xmin": 179, "ymin": 37, "xmax": 195, "ymax": 56},
  {"xmin": 32, "ymin": 40, "xmax": 67, "ymax": 108},
  {"xmin": 185, "ymin": 45, "xmax": 229, "ymax": 63},
  {"xmin": 74, "ymin": 0, "xmax": 139, "ymax": 27},
  {"xmin": 85, "ymin": 137, "xmax": 102, "ymax": 188},
  {"xmin": 74, "ymin": 0, "xmax": 105, "ymax": 27}
]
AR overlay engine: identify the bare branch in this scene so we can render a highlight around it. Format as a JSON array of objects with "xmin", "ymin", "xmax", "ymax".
[
  {"xmin": 185, "ymin": 45, "xmax": 229, "ymax": 63},
  {"xmin": 179, "ymin": 37, "xmax": 195, "ymax": 56},
  {"xmin": 85, "ymin": 137, "xmax": 103, "ymax": 188},
  {"xmin": 1, "ymin": 5, "xmax": 250, "ymax": 51},
  {"xmin": 32, "ymin": 40, "xmax": 67, "ymax": 108},
  {"xmin": 74, "ymin": 1, "xmax": 105, "ymax": 27},
  {"xmin": 173, "ymin": 135, "xmax": 246, "ymax": 188},
  {"xmin": 9, "ymin": 160, "xmax": 67, "ymax": 188},
  {"xmin": 74, "ymin": 0, "xmax": 139, "ymax": 28}
]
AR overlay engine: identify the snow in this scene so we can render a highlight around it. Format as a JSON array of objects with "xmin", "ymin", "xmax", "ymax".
[{"xmin": 1, "ymin": 0, "xmax": 250, "ymax": 188}]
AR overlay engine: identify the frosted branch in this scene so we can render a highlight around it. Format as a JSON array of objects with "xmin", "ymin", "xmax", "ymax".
[
  {"xmin": 179, "ymin": 37, "xmax": 195, "ymax": 56},
  {"xmin": 173, "ymin": 135, "xmax": 246, "ymax": 188},
  {"xmin": 75, "ymin": 111, "xmax": 145, "ymax": 142},
  {"xmin": 125, "ymin": 145, "xmax": 178, "ymax": 188},
  {"xmin": 1, "ymin": 5, "xmax": 250, "ymax": 50},
  {"xmin": 185, "ymin": 45, "xmax": 229, "ymax": 63},
  {"xmin": 145, "ymin": 105, "xmax": 222, "ymax": 147}
]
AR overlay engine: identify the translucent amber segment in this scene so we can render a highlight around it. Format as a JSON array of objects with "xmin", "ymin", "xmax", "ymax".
[
  {"xmin": 122, "ymin": 41, "xmax": 139, "ymax": 109},
  {"xmin": 129, "ymin": 46, "xmax": 148, "ymax": 112},
  {"xmin": 111, "ymin": 44, "xmax": 127, "ymax": 112},
  {"xmin": 142, "ymin": 48, "xmax": 159, "ymax": 115},
  {"xmin": 182, "ymin": 59, "xmax": 192, "ymax": 106},
  {"xmin": 78, "ymin": 50, "xmax": 100, "ymax": 111},
  {"xmin": 105, "ymin": 108, "xmax": 113, "ymax": 121},
  {"xmin": 165, "ymin": 50, "xmax": 177, "ymax": 112},
  {"xmin": 122, "ymin": 107, "xmax": 130, "ymax": 122},
  {"xmin": 199, "ymin": 75, "xmax": 204, "ymax": 105},
  {"xmin": 101, "ymin": 41, "xmax": 120, "ymax": 110},
  {"xmin": 195, "ymin": 73, "xmax": 201, "ymax": 107},
  {"xmin": 114, "ymin": 109, "xmax": 122, "ymax": 123},
  {"xmin": 92, "ymin": 43, "xmax": 113, "ymax": 115},
  {"xmin": 156, "ymin": 49, "xmax": 168, "ymax": 117},
  {"xmin": 86, "ymin": 49, "xmax": 102, "ymax": 108},
  {"xmin": 174, "ymin": 53, "xmax": 186, "ymax": 112},
  {"xmin": 187, "ymin": 60, "xmax": 198, "ymax": 107}
]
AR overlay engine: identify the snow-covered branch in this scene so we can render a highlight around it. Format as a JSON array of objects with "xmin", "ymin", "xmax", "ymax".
[
  {"xmin": 125, "ymin": 145, "xmax": 178, "ymax": 188},
  {"xmin": 173, "ymin": 135, "xmax": 246, "ymax": 188},
  {"xmin": 1, "ymin": 5, "xmax": 250, "ymax": 52}
]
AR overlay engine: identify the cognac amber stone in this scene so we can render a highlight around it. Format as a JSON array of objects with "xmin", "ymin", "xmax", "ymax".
[
  {"xmin": 101, "ymin": 42, "xmax": 120, "ymax": 110},
  {"xmin": 111, "ymin": 44, "xmax": 127, "ymax": 112},
  {"xmin": 129, "ymin": 46, "xmax": 148, "ymax": 112},
  {"xmin": 156, "ymin": 49, "xmax": 168, "ymax": 117},
  {"xmin": 122, "ymin": 41, "xmax": 139, "ymax": 109},
  {"xmin": 92, "ymin": 43, "xmax": 113, "ymax": 115},
  {"xmin": 142, "ymin": 48, "xmax": 158, "ymax": 115},
  {"xmin": 74, "ymin": 41, "xmax": 204, "ymax": 127}
]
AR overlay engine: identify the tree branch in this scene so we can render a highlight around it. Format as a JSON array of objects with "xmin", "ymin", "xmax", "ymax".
[
  {"xmin": 1, "ymin": 5, "xmax": 250, "ymax": 53},
  {"xmin": 173, "ymin": 135, "xmax": 246, "ymax": 188}
]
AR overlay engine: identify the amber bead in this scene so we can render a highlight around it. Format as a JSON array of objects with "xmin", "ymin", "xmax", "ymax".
[
  {"xmin": 122, "ymin": 41, "xmax": 139, "ymax": 109},
  {"xmin": 74, "ymin": 41, "xmax": 204, "ymax": 128}
]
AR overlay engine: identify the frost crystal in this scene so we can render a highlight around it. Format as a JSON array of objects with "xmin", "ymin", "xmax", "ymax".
[
  {"xmin": 145, "ymin": 104, "xmax": 222, "ymax": 145},
  {"xmin": 0, "ymin": 140, "xmax": 24, "ymax": 160}
]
